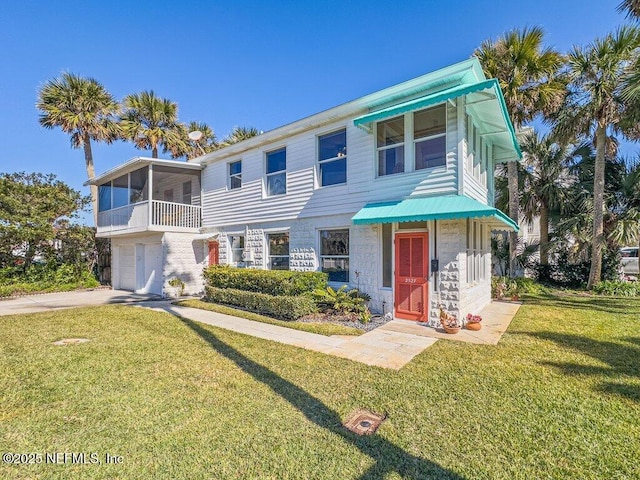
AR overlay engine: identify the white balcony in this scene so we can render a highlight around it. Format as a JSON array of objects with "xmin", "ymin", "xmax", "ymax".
[
  {"xmin": 97, "ymin": 200, "xmax": 201, "ymax": 235},
  {"xmin": 88, "ymin": 157, "xmax": 204, "ymax": 237}
]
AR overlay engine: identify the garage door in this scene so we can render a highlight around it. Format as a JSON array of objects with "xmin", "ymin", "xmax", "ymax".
[
  {"xmin": 140, "ymin": 244, "xmax": 163, "ymax": 295},
  {"xmin": 118, "ymin": 245, "xmax": 135, "ymax": 291}
]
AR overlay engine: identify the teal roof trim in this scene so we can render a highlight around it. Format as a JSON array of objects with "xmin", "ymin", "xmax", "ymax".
[
  {"xmin": 351, "ymin": 195, "xmax": 519, "ymax": 232},
  {"xmin": 353, "ymin": 78, "xmax": 521, "ymax": 159}
]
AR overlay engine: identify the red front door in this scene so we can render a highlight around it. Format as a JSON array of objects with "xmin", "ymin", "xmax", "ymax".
[
  {"xmin": 395, "ymin": 233, "xmax": 429, "ymax": 321},
  {"xmin": 208, "ymin": 241, "xmax": 219, "ymax": 266}
]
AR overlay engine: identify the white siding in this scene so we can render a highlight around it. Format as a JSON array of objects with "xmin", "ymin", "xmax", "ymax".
[{"xmin": 202, "ymin": 105, "xmax": 460, "ymax": 228}]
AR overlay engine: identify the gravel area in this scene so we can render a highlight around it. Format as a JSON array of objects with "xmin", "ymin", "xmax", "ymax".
[{"xmin": 298, "ymin": 312, "xmax": 390, "ymax": 332}]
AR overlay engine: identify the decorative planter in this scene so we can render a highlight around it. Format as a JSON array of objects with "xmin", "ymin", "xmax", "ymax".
[
  {"xmin": 442, "ymin": 325, "xmax": 461, "ymax": 334},
  {"xmin": 466, "ymin": 322, "xmax": 482, "ymax": 331}
]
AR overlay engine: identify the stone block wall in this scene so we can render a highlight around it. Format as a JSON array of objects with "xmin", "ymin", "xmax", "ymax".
[
  {"xmin": 162, "ymin": 232, "xmax": 207, "ymax": 296},
  {"xmin": 431, "ymin": 219, "xmax": 465, "ymax": 326}
]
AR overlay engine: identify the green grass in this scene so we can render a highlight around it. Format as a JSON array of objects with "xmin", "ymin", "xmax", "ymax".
[
  {"xmin": 175, "ymin": 298, "xmax": 364, "ymax": 336},
  {"xmin": 0, "ymin": 292, "xmax": 639, "ymax": 479},
  {"xmin": 0, "ymin": 278, "xmax": 100, "ymax": 298}
]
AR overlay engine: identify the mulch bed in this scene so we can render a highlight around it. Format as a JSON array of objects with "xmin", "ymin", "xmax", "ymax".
[{"xmin": 298, "ymin": 312, "xmax": 390, "ymax": 332}]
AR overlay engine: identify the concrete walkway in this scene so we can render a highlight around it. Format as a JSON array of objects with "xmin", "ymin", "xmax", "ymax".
[
  {"xmin": 142, "ymin": 300, "xmax": 520, "ymax": 369},
  {"xmin": 0, "ymin": 289, "xmax": 162, "ymax": 316},
  {"xmin": 379, "ymin": 301, "xmax": 522, "ymax": 345},
  {"xmin": 142, "ymin": 302, "xmax": 438, "ymax": 370}
]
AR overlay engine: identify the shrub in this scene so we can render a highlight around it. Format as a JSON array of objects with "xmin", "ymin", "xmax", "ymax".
[
  {"xmin": 491, "ymin": 276, "xmax": 548, "ymax": 298},
  {"xmin": 312, "ymin": 286, "xmax": 368, "ymax": 314},
  {"xmin": 168, "ymin": 278, "xmax": 186, "ymax": 296},
  {"xmin": 592, "ymin": 280, "xmax": 640, "ymax": 297},
  {"xmin": 203, "ymin": 265, "xmax": 327, "ymax": 296},
  {"xmin": 531, "ymin": 248, "xmax": 621, "ymax": 288},
  {"xmin": 204, "ymin": 286, "xmax": 317, "ymax": 320}
]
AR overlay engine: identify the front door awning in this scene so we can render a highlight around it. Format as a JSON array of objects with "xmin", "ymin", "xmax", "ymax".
[{"xmin": 351, "ymin": 195, "xmax": 518, "ymax": 232}]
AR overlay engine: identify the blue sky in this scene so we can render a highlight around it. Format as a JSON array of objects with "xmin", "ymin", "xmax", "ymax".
[{"xmin": 0, "ymin": 1, "xmax": 632, "ymax": 224}]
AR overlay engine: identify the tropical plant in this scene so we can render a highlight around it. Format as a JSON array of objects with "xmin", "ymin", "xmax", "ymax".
[
  {"xmin": 119, "ymin": 90, "xmax": 187, "ymax": 158},
  {"xmin": 312, "ymin": 286, "xmax": 367, "ymax": 315},
  {"xmin": 619, "ymin": 0, "xmax": 640, "ymax": 19},
  {"xmin": 519, "ymin": 132, "xmax": 573, "ymax": 268},
  {"xmin": 475, "ymin": 26, "xmax": 565, "ymax": 278},
  {"xmin": 554, "ymin": 26, "xmax": 640, "ymax": 288},
  {"xmin": 220, "ymin": 126, "xmax": 261, "ymax": 147},
  {"xmin": 36, "ymin": 72, "xmax": 119, "ymax": 221},
  {"xmin": 184, "ymin": 121, "xmax": 218, "ymax": 159}
]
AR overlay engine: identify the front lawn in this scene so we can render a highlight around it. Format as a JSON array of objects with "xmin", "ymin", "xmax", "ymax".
[{"xmin": 0, "ymin": 293, "xmax": 638, "ymax": 479}]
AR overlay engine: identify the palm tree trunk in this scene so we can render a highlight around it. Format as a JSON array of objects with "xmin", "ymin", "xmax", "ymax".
[
  {"xmin": 152, "ymin": 145, "xmax": 158, "ymax": 158},
  {"xmin": 508, "ymin": 160, "xmax": 519, "ymax": 277},
  {"xmin": 83, "ymin": 133, "xmax": 98, "ymax": 225},
  {"xmin": 539, "ymin": 204, "xmax": 550, "ymax": 266},
  {"xmin": 587, "ymin": 124, "xmax": 607, "ymax": 289}
]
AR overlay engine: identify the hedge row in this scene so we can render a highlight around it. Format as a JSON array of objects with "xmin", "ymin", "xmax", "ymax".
[
  {"xmin": 593, "ymin": 280, "xmax": 640, "ymax": 297},
  {"xmin": 204, "ymin": 286, "xmax": 318, "ymax": 320},
  {"xmin": 203, "ymin": 265, "xmax": 327, "ymax": 296}
]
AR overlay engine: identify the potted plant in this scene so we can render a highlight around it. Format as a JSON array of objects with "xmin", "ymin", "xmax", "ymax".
[
  {"xmin": 465, "ymin": 313, "xmax": 482, "ymax": 331},
  {"xmin": 439, "ymin": 305, "xmax": 461, "ymax": 334}
]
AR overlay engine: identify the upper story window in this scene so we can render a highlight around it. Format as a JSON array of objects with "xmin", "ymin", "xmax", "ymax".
[
  {"xmin": 266, "ymin": 148, "xmax": 286, "ymax": 196},
  {"xmin": 414, "ymin": 105, "xmax": 446, "ymax": 170},
  {"xmin": 182, "ymin": 181, "xmax": 192, "ymax": 205},
  {"xmin": 377, "ymin": 116, "xmax": 405, "ymax": 176},
  {"xmin": 318, "ymin": 129, "xmax": 347, "ymax": 186},
  {"xmin": 98, "ymin": 166, "xmax": 149, "ymax": 212},
  {"xmin": 229, "ymin": 161, "xmax": 242, "ymax": 190}
]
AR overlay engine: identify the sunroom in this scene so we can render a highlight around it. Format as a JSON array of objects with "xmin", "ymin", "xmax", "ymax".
[{"xmin": 86, "ymin": 158, "xmax": 203, "ymax": 236}]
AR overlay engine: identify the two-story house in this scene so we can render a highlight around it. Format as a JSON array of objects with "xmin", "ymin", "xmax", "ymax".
[{"xmin": 88, "ymin": 58, "xmax": 519, "ymax": 325}]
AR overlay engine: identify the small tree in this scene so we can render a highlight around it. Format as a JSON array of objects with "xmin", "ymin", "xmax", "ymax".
[{"xmin": 0, "ymin": 172, "xmax": 88, "ymax": 270}]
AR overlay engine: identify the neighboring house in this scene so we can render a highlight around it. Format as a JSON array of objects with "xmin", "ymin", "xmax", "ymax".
[{"xmin": 87, "ymin": 58, "xmax": 520, "ymax": 326}]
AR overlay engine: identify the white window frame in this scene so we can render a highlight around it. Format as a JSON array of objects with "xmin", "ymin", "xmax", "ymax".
[
  {"xmin": 376, "ymin": 115, "xmax": 405, "ymax": 177},
  {"xmin": 467, "ymin": 220, "xmax": 488, "ymax": 284},
  {"xmin": 182, "ymin": 180, "xmax": 192, "ymax": 205},
  {"xmin": 317, "ymin": 129, "xmax": 347, "ymax": 187},
  {"xmin": 319, "ymin": 228, "xmax": 350, "ymax": 284},
  {"xmin": 267, "ymin": 232, "xmax": 290, "ymax": 270},
  {"xmin": 228, "ymin": 234, "xmax": 245, "ymax": 266},
  {"xmin": 229, "ymin": 161, "xmax": 242, "ymax": 190},
  {"xmin": 413, "ymin": 105, "xmax": 447, "ymax": 171},
  {"xmin": 265, "ymin": 147, "xmax": 286, "ymax": 196}
]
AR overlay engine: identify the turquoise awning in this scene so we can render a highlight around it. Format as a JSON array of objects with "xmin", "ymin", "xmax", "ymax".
[
  {"xmin": 351, "ymin": 195, "xmax": 518, "ymax": 231},
  {"xmin": 353, "ymin": 78, "xmax": 521, "ymax": 161}
]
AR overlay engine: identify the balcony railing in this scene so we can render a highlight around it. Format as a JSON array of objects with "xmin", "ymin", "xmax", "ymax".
[{"xmin": 97, "ymin": 200, "xmax": 201, "ymax": 234}]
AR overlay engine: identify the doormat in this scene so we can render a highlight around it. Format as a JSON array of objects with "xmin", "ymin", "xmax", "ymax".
[
  {"xmin": 343, "ymin": 409, "xmax": 387, "ymax": 435},
  {"xmin": 53, "ymin": 338, "xmax": 90, "ymax": 346}
]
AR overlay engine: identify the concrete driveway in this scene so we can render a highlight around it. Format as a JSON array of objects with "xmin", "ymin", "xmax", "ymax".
[{"xmin": 0, "ymin": 289, "xmax": 163, "ymax": 316}]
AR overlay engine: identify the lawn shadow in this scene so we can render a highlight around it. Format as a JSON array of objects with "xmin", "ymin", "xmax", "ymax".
[
  {"xmin": 178, "ymin": 315, "xmax": 465, "ymax": 480},
  {"xmin": 527, "ymin": 331, "xmax": 640, "ymax": 403},
  {"xmin": 525, "ymin": 293, "xmax": 640, "ymax": 315}
]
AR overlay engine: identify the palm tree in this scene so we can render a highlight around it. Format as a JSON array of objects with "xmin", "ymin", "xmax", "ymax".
[
  {"xmin": 37, "ymin": 72, "xmax": 119, "ymax": 222},
  {"xmin": 519, "ymin": 132, "xmax": 573, "ymax": 269},
  {"xmin": 119, "ymin": 90, "xmax": 186, "ymax": 158},
  {"xmin": 555, "ymin": 26, "xmax": 640, "ymax": 288},
  {"xmin": 184, "ymin": 121, "xmax": 218, "ymax": 159},
  {"xmin": 619, "ymin": 0, "xmax": 640, "ymax": 18},
  {"xmin": 220, "ymin": 126, "xmax": 261, "ymax": 147},
  {"xmin": 475, "ymin": 26, "xmax": 565, "ymax": 278}
]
